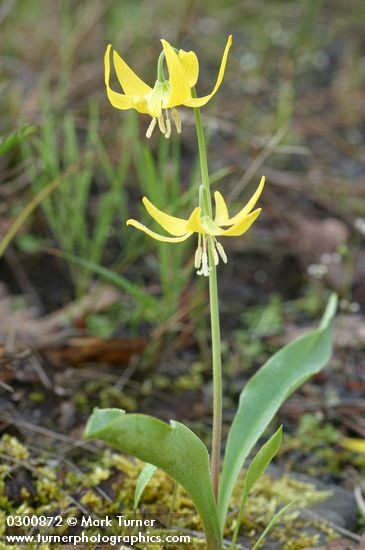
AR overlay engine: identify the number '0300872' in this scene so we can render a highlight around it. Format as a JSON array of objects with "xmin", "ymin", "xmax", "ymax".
[{"xmin": 6, "ymin": 516, "xmax": 63, "ymax": 527}]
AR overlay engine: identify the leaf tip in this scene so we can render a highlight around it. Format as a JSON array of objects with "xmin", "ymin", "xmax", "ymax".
[
  {"xmin": 83, "ymin": 407, "xmax": 125, "ymax": 440},
  {"xmin": 320, "ymin": 293, "xmax": 338, "ymax": 329}
]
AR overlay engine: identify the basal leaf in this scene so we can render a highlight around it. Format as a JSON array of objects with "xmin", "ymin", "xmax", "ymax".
[
  {"xmin": 84, "ymin": 409, "xmax": 221, "ymax": 550},
  {"xmin": 242, "ymin": 426, "xmax": 282, "ymax": 509},
  {"xmin": 218, "ymin": 294, "xmax": 337, "ymax": 530},
  {"xmin": 231, "ymin": 427, "xmax": 282, "ymax": 549}
]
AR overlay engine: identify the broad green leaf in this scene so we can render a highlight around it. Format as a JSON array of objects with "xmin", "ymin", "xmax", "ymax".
[
  {"xmin": 134, "ymin": 463, "xmax": 157, "ymax": 509},
  {"xmin": 0, "ymin": 125, "xmax": 35, "ymax": 156},
  {"xmin": 252, "ymin": 500, "xmax": 295, "ymax": 550},
  {"xmin": 219, "ymin": 294, "xmax": 337, "ymax": 530},
  {"xmin": 84, "ymin": 409, "xmax": 221, "ymax": 550},
  {"xmin": 231, "ymin": 426, "xmax": 283, "ymax": 548}
]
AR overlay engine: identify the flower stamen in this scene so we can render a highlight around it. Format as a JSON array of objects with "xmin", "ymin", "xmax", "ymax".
[
  {"xmin": 195, "ymin": 233, "xmax": 203, "ymax": 268},
  {"xmin": 212, "ymin": 243, "xmax": 219, "ymax": 266},
  {"xmin": 195, "ymin": 236, "xmax": 228, "ymax": 276},
  {"xmin": 215, "ymin": 240, "xmax": 228, "ymax": 264},
  {"xmin": 172, "ymin": 108, "xmax": 182, "ymax": 134},
  {"xmin": 158, "ymin": 115, "xmax": 166, "ymax": 134},
  {"xmin": 146, "ymin": 117, "xmax": 157, "ymax": 139},
  {"xmin": 164, "ymin": 113, "xmax": 171, "ymax": 139},
  {"xmin": 197, "ymin": 235, "xmax": 211, "ymax": 277}
]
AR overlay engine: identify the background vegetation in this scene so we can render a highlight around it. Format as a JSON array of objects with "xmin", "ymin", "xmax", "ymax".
[{"xmin": 1, "ymin": 0, "xmax": 364, "ymax": 547}]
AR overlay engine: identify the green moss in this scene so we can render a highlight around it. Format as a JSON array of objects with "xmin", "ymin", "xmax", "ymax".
[
  {"xmin": 74, "ymin": 381, "xmax": 138, "ymax": 414},
  {"xmin": 281, "ymin": 413, "xmax": 365, "ymax": 477},
  {"xmin": 29, "ymin": 392, "xmax": 45, "ymax": 403},
  {"xmin": 226, "ymin": 471, "xmax": 335, "ymax": 548},
  {"xmin": 0, "ymin": 434, "xmax": 343, "ymax": 548},
  {"xmin": 0, "ymin": 434, "xmax": 29, "ymax": 460}
]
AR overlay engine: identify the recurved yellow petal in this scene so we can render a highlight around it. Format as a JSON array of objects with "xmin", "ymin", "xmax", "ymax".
[
  {"xmin": 178, "ymin": 49, "xmax": 199, "ymax": 87},
  {"xmin": 161, "ymin": 39, "xmax": 191, "ymax": 108},
  {"xmin": 127, "ymin": 219, "xmax": 192, "ymax": 242},
  {"xmin": 183, "ymin": 35, "xmax": 233, "ymax": 108},
  {"xmin": 214, "ymin": 191, "xmax": 229, "ymax": 226},
  {"xmin": 185, "ymin": 207, "xmax": 204, "ymax": 233},
  {"xmin": 228, "ymin": 176, "xmax": 266, "ymax": 224},
  {"xmin": 113, "ymin": 49, "xmax": 152, "ymax": 97},
  {"xmin": 130, "ymin": 96, "xmax": 151, "ymax": 115},
  {"xmin": 220, "ymin": 208, "xmax": 261, "ymax": 237},
  {"xmin": 104, "ymin": 45, "xmax": 133, "ymax": 110},
  {"xmin": 142, "ymin": 197, "xmax": 188, "ymax": 236}
]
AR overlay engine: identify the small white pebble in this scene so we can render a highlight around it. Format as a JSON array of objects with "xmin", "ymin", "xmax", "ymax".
[
  {"xmin": 339, "ymin": 299, "xmax": 349, "ymax": 310},
  {"xmin": 354, "ymin": 218, "xmax": 365, "ymax": 235},
  {"xmin": 331, "ymin": 252, "xmax": 342, "ymax": 263},
  {"xmin": 307, "ymin": 263, "xmax": 328, "ymax": 279},
  {"xmin": 320, "ymin": 253, "xmax": 332, "ymax": 264}
]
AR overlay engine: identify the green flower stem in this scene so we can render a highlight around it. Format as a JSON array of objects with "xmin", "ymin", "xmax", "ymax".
[
  {"xmin": 193, "ymin": 104, "xmax": 212, "ymax": 217},
  {"xmin": 157, "ymin": 51, "xmax": 166, "ymax": 82},
  {"xmin": 207, "ymin": 241, "xmax": 223, "ymax": 503},
  {"xmin": 193, "ymin": 94, "xmax": 222, "ymax": 502}
]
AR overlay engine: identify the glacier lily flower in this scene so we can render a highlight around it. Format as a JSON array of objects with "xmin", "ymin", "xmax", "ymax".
[
  {"xmin": 105, "ymin": 36, "xmax": 232, "ymax": 138},
  {"xmin": 127, "ymin": 176, "xmax": 265, "ymax": 276}
]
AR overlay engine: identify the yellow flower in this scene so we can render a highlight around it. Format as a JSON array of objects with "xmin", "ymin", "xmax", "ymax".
[
  {"xmin": 127, "ymin": 176, "xmax": 265, "ymax": 276},
  {"xmin": 105, "ymin": 36, "xmax": 232, "ymax": 138}
]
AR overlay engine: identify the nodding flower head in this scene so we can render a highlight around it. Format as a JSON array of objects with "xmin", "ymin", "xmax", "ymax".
[
  {"xmin": 105, "ymin": 36, "xmax": 232, "ymax": 139},
  {"xmin": 127, "ymin": 176, "xmax": 265, "ymax": 276}
]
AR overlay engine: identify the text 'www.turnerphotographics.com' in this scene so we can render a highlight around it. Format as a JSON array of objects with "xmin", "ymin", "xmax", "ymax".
[{"xmin": 4, "ymin": 513, "xmax": 195, "ymax": 547}]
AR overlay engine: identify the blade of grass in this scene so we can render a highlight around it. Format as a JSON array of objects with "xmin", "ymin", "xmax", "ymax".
[
  {"xmin": 47, "ymin": 248, "xmax": 158, "ymax": 313},
  {"xmin": 252, "ymin": 500, "xmax": 295, "ymax": 550},
  {"xmin": 0, "ymin": 163, "xmax": 80, "ymax": 259},
  {"xmin": 0, "ymin": 125, "xmax": 36, "ymax": 156}
]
